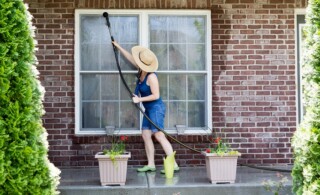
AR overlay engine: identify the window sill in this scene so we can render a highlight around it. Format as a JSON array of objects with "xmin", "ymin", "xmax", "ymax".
[{"xmin": 75, "ymin": 129, "xmax": 211, "ymax": 136}]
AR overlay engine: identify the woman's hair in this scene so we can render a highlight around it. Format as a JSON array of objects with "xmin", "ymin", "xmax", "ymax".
[{"xmin": 137, "ymin": 68, "xmax": 142, "ymax": 79}]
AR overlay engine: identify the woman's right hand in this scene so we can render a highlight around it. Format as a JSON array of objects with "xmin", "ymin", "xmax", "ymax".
[
  {"xmin": 112, "ymin": 41, "xmax": 120, "ymax": 49},
  {"xmin": 132, "ymin": 94, "xmax": 141, "ymax": 103}
]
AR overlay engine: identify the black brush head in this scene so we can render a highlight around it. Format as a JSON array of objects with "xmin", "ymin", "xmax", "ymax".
[{"xmin": 103, "ymin": 12, "xmax": 108, "ymax": 18}]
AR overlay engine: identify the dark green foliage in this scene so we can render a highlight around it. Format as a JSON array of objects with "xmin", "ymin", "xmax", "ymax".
[
  {"xmin": 292, "ymin": 0, "xmax": 320, "ymax": 194},
  {"xmin": 0, "ymin": 0, "xmax": 60, "ymax": 194}
]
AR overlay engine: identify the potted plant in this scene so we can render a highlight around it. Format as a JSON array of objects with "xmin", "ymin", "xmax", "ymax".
[
  {"xmin": 95, "ymin": 134, "xmax": 131, "ymax": 186},
  {"xmin": 202, "ymin": 132, "xmax": 241, "ymax": 184}
]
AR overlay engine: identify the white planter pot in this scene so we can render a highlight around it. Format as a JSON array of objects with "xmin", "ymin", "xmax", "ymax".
[
  {"xmin": 95, "ymin": 152, "xmax": 131, "ymax": 186},
  {"xmin": 202, "ymin": 152, "xmax": 240, "ymax": 184}
]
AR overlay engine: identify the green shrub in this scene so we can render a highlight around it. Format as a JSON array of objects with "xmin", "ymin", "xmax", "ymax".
[
  {"xmin": 0, "ymin": 0, "xmax": 60, "ymax": 194},
  {"xmin": 292, "ymin": 0, "xmax": 320, "ymax": 194}
]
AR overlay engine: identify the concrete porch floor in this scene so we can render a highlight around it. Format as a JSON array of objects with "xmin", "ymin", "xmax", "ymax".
[{"xmin": 58, "ymin": 166, "xmax": 293, "ymax": 195}]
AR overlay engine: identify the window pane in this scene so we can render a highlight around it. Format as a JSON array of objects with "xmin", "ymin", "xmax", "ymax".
[
  {"xmin": 168, "ymin": 17, "xmax": 187, "ymax": 43},
  {"xmin": 150, "ymin": 16, "xmax": 167, "ymax": 43},
  {"xmin": 101, "ymin": 102, "xmax": 119, "ymax": 127},
  {"xmin": 169, "ymin": 102, "xmax": 186, "ymax": 128},
  {"xmin": 82, "ymin": 102, "xmax": 100, "ymax": 128},
  {"xmin": 187, "ymin": 44, "xmax": 205, "ymax": 70},
  {"xmin": 120, "ymin": 74, "xmax": 137, "ymax": 100},
  {"xmin": 120, "ymin": 102, "xmax": 139, "ymax": 129},
  {"xmin": 188, "ymin": 102, "xmax": 205, "ymax": 127},
  {"xmin": 150, "ymin": 44, "xmax": 168, "ymax": 70},
  {"xmin": 100, "ymin": 44, "xmax": 118, "ymax": 70},
  {"xmin": 101, "ymin": 74, "xmax": 119, "ymax": 100},
  {"xmin": 82, "ymin": 74, "xmax": 100, "ymax": 100},
  {"xmin": 158, "ymin": 74, "xmax": 168, "ymax": 100},
  {"xmin": 188, "ymin": 75, "xmax": 205, "ymax": 100},
  {"xmin": 169, "ymin": 74, "xmax": 186, "ymax": 100},
  {"xmin": 186, "ymin": 17, "xmax": 206, "ymax": 43},
  {"xmin": 81, "ymin": 44, "xmax": 101, "ymax": 70},
  {"xmin": 119, "ymin": 44, "xmax": 137, "ymax": 71},
  {"xmin": 169, "ymin": 44, "xmax": 186, "ymax": 70},
  {"xmin": 80, "ymin": 16, "xmax": 104, "ymax": 44}
]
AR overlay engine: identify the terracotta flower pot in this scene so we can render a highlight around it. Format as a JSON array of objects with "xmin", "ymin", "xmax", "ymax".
[
  {"xmin": 202, "ymin": 152, "xmax": 240, "ymax": 184},
  {"xmin": 95, "ymin": 152, "xmax": 131, "ymax": 186}
]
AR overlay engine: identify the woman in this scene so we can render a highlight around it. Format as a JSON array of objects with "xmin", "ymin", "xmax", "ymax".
[{"xmin": 112, "ymin": 41, "xmax": 179, "ymax": 173}]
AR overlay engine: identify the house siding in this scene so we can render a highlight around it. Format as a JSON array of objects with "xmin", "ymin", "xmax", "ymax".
[{"xmin": 24, "ymin": 0, "xmax": 307, "ymax": 167}]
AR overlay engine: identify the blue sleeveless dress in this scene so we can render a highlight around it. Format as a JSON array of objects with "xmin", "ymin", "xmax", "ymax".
[{"xmin": 135, "ymin": 73, "xmax": 166, "ymax": 132}]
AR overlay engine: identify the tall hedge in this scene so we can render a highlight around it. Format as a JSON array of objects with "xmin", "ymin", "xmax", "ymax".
[
  {"xmin": 292, "ymin": 0, "xmax": 320, "ymax": 194},
  {"xmin": 0, "ymin": 0, "xmax": 60, "ymax": 194}
]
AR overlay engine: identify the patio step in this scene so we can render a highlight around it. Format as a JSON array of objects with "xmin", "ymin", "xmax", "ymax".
[{"xmin": 58, "ymin": 166, "xmax": 293, "ymax": 195}]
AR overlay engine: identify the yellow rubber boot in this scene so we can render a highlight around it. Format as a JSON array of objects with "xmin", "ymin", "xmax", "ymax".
[{"xmin": 163, "ymin": 151, "xmax": 176, "ymax": 179}]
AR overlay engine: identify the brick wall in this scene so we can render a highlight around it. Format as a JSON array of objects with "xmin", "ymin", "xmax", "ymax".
[{"xmin": 24, "ymin": 0, "xmax": 308, "ymax": 167}]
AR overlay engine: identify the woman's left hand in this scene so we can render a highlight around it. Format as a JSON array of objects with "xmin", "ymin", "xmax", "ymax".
[{"xmin": 132, "ymin": 94, "xmax": 140, "ymax": 103}]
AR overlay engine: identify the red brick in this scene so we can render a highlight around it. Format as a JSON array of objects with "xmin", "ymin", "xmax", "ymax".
[
  {"xmin": 226, "ymin": 0, "xmax": 239, "ymax": 3},
  {"xmin": 240, "ymin": 0, "xmax": 254, "ymax": 3}
]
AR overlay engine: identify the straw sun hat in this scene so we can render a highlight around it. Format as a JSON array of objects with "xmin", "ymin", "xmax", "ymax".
[{"xmin": 131, "ymin": 46, "xmax": 158, "ymax": 72}]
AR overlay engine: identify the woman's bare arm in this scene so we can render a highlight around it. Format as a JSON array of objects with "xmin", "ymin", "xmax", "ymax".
[{"xmin": 112, "ymin": 41, "xmax": 139, "ymax": 69}]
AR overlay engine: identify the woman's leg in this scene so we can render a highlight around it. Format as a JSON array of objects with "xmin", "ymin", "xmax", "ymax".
[
  {"xmin": 154, "ymin": 131, "xmax": 174, "ymax": 156},
  {"xmin": 154, "ymin": 131, "xmax": 179, "ymax": 172},
  {"xmin": 142, "ymin": 130, "xmax": 155, "ymax": 167}
]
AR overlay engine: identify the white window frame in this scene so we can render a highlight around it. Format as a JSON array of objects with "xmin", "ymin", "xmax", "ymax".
[
  {"xmin": 294, "ymin": 8, "xmax": 306, "ymax": 125},
  {"xmin": 75, "ymin": 9, "xmax": 212, "ymax": 135}
]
